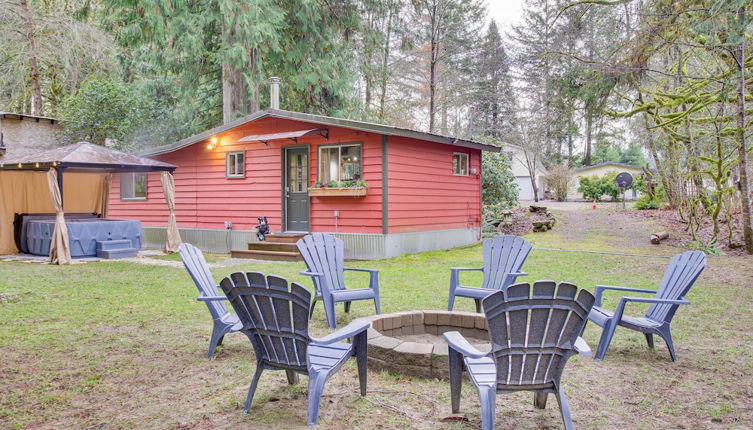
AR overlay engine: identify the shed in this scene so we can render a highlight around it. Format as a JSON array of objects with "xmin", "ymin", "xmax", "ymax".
[
  {"xmin": 108, "ymin": 108, "xmax": 501, "ymax": 259},
  {"xmin": 0, "ymin": 142, "xmax": 178, "ymax": 263}
]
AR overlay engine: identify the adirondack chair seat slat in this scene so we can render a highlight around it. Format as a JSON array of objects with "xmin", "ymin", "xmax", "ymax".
[
  {"xmin": 179, "ymin": 243, "xmax": 242, "ymax": 359},
  {"xmin": 329, "ymin": 288, "xmax": 377, "ymax": 301},
  {"xmin": 445, "ymin": 282, "xmax": 595, "ymax": 430},
  {"xmin": 297, "ymin": 233, "xmax": 381, "ymax": 328},
  {"xmin": 587, "ymin": 250, "xmax": 706, "ymax": 362},
  {"xmin": 220, "ymin": 272, "xmax": 369, "ymax": 426},
  {"xmin": 308, "ymin": 343, "xmax": 352, "ymax": 370},
  {"xmin": 453, "ymin": 286, "xmax": 500, "ymax": 299},
  {"xmin": 589, "ymin": 307, "xmax": 662, "ymax": 330},
  {"xmin": 448, "ymin": 235, "xmax": 532, "ymax": 312}
]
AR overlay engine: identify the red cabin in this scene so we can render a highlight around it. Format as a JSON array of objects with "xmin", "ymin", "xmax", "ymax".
[{"xmin": 108, "ymin": 109, "xmax": 500, "ymax": 259}]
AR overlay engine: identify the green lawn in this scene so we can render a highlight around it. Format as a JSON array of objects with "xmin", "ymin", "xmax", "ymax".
[{"xmin": 1, "ymin": 224, "xmax": 752, "ymax": 429}]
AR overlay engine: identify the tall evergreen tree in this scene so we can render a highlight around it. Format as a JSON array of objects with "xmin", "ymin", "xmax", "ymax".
[
  {"xmin": 472, "ymin": 20, "xmax": 516, "ymax": 139},
  {"xmin": 103, "ymin": 0, "xmax": 360, "ymax": 125}
]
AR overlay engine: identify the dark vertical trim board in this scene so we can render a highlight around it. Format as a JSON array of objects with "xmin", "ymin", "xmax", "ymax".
[{"xmin": 382, "ymin": 135, "xmax": 388, "ymax": 235}]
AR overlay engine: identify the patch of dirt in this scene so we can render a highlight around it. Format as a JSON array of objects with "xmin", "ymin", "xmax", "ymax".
[
  {"xmin": 495, "ymin": 207, "xmax": 556, "ymax": 236},
  {"xmin": 625, "ymin": 208, "xmax": 749, "ymax": 256}
]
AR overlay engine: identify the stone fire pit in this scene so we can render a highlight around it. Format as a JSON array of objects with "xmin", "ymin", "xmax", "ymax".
[{"xmin": 356, "ymin": 311, "xmax": 490, "ymax": 379}]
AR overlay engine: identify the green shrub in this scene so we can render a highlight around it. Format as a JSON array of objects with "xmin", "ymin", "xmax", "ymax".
[
  {"xmin": 578, "ymin": 171, "xmax": 624, "ymax": 202},
  {"xmin": 634, "ymin": 194, "xmax": 663, "ymax": 210}
]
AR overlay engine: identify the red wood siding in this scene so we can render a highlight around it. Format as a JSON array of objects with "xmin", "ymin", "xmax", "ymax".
[
  {"xmin": 108, "ymin": 117, "xmax": 384, "ymax": 233},
  {"xmin": 387, "ymin": 136, "xmax": 482, "ymax": 233},
  {"xmin": 108, "ymin": 116, "xmax": 483, "ymax": 235}
]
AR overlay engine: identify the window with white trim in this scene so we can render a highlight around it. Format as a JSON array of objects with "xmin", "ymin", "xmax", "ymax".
[
  {"xmin": 226, "ymin": 151, "xmax": 245, "ymax": 178},
  {"xmin": 453, "ymin": 153, "xmax": 469, "ymax": 176},
  {"xmin": 318, "ymin": 143, "xmax": 362, "ymax": 183},
  {"xmin": 120, "ymin": 172, "xmax": 147, "ymax": 200}
]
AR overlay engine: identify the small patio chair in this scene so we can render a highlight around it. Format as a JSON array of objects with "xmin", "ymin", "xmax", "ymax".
[
  {"xmin": 588, "ymin": 250, "xmax": 706, "ymax": 361},
  {"xmin": 444, "ymin": 281, "xmax": 595, "ymax": 430},
  {"xmin": 215, "ymin": 271, "xmax": 369, "ymax": 426},
  {"xmin": 296, "ymin": 233, "xmax": 380, "ymax": 328},
  {"xmin": 178, "ymin": 243, "xmax": 241, "ymax": 359},
  {"xmin": 448, "ymin": 235, "xmax": 532, "ymax": 312}
]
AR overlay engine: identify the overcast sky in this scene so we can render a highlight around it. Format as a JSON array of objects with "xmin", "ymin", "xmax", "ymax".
[{"xmin": 486, "ymin": 0, "xmax": 525, "ymax": 33}]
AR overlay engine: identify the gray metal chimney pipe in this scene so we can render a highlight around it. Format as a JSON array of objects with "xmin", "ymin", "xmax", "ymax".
[{"xmin": 269, "ymin": 77, "xmax": 280, "ymax": 110}]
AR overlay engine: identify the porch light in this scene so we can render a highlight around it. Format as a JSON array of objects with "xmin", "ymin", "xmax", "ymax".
[{"xmin": 207, "ymin": 137, "xmax": 218, "ymax": 150}]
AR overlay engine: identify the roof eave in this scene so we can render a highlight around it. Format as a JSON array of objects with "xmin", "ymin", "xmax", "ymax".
[{"xmin": 137, "ymin": 109, "xmax": 501, "ymax": 156}]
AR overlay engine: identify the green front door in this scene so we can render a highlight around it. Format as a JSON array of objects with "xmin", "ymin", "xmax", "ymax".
[{"xmin": 284, "ymin": 147, "xmax": 309, "ymax": 231}]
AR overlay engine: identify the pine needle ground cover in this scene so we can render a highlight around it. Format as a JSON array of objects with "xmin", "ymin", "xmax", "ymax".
[{"xmin": 1, "ymin": 212, "xmax": 751, "ymax": 429}]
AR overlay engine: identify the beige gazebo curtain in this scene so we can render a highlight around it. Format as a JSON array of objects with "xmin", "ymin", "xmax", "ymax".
[
  {"xmin": 98, "ymin": 173, "xmax": 112, "ymax": 218},
  {"xmin": 47, "ymin": 169, "xmax": 72, "ymax": 265},
  {"xmin": 161, "ymin": 171, "xmax": 181, "ymax": 252}
]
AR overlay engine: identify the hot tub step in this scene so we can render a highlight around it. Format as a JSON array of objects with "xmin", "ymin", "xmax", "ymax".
[
  {"xmin": 97, "ymin": 239, "xmax": 132, "ymax": 251},
  {"xmin": 96, "ymin": 248, "xmax": 138, "ymax": 259}
]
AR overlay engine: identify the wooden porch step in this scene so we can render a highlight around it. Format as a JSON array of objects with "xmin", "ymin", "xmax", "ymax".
[
  {"xmin": 264, "ymin": 233, "xmax": 306, "ymax": 244},
  {"xmin": 248, "ymin": 241, "xmax": 299, "ymax": 252},
  {"xmin": 230, "ymin": 249, "xmax": 302, "ymax": 262}
]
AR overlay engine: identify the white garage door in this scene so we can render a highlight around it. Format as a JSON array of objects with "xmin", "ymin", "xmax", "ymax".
[{"xmin": 515, "ymin": 176, "xmax": 534, "ymax": 200}]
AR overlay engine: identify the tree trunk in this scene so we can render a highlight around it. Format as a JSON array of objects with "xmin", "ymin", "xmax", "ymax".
[
  {"xmin": 21, "ymin": 0, "xmax": 43, "ymax": 116},
  {"xmin": 378, "ymin": 8, "xmax": 393, "ymax": 122},
  {"xmin": 222, "ymin": 63, "xmax": 248, "ymax": 124},
  {"xmin": 428, "ymin": 0, "xmax": 438, "ymax": 133},
  {"xmin": 584, "ymin": 108, "xmax": 593, "ymax": 165},
  {"xmin": 429, "ymin": 41, "xmax": 438, "ymax": 133},
  {"xmin": 735, "ymin": 6, "xmax": 753, "ymax": 253}
]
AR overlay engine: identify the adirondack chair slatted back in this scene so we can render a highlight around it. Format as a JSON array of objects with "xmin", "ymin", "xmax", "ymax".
[
  {"xmin": 480, "ymin": 235, "xmax": 532, "ymax": 290},
  {"xmin": 220, "ymin": 272, "xmax": 311, "ymax": 371},
  {"xmin": 482, "ymin": 281, "xmax": 594, "ymax": 389},
  {"xmin": 179, "ymin": 243, "xmax": 229, "ymax": 320},
  {"xmin": 296, "ymin": 233, "xmax": 347, "ymax": 294},
  {"xmin": 647, "ymin": 250, "xmax": 706, "ymax": 323}
]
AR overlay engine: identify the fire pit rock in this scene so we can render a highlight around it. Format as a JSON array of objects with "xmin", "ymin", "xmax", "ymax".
[{"xmin": 355, "ymin": 310, "xmax": 490, "ymax": 379}]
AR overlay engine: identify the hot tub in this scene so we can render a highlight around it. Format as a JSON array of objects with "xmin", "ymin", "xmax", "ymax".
[{"xmin": 25, "ymin": 219, "xmax": 142, "ymax": 257}]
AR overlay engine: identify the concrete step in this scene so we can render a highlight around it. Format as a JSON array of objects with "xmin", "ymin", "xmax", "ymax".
[
  {"xmin": 247, "ymin": 241, "xmax": 298, "ymax": 252},
  {"xmin": 230, "ymin": 249, "xmax": 302, "ymax": 262},
  {"xmin": 96, "ymin": 248, "xmax": 138, "ymax": 259},
  {"xmin": 96, "ymin": 239, "xmax": 132, "ymax": 251},
  {"xmin": 264, "ymin": 233, "xmax": 306, "ymax": 244}
]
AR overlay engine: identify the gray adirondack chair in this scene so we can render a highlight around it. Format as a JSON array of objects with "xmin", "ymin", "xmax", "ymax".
[
  {"xmin": 178, "ymin": 243, "xmax": 241, "ymax": 359},
  {"xmin": 588, "ymin": 250, "xmax": 706, "ymax": 361},
  {"xmin": 448, "ymin": 235, "xmax": 532, "ymax": 312},
  {"xmin": 214, "ymin": 271, "xmax": 369, "ymax": 426},
  {"xmin": 444, "ymin": 281, "xmax": 595, "ymax": 430},
  {"xmin": 296, "ymin": 233, "xmax": 380, "ymax": 329}
]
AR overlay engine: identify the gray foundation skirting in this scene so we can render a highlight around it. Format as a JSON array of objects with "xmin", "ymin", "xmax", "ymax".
[{"xmin": 141, "ymin": 226, "xmax": 480, "ymax": 259}]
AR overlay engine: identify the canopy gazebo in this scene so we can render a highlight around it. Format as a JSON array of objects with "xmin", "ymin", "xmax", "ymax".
[{"xmin": 0, "ymin": 142, "xmax": 179, "ymax": 264}]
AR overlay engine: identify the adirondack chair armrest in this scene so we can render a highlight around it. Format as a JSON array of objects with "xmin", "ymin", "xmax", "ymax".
[
  {"xmin": 450, "ymin": 267, "xmax": 484, "ymax": 272},
  {"xmin": 620, "ymin": 297, "xmax": 690, "ymax": 306},
  {"xmin": 594, "ymin": 285, "xmax": 658, "ymax": 306},
  {"xmin": 343, "ymin": 267, "xmax": 378, "ymax": 274},
  {"xmin": 613, "ymin": 296, "xmax": 690, "ymax": 321},
  {"xmin": 443, "ymin": 331, "xmax": 487, "ymax": 359},
  {"xmin": 343, "ymin": 267, "xmax": 379, "ymax": 290},
  {"xmin": 574, "ymin": 336, "xmax": 591, "ymax": 357},
  {"xmin": 310, "ymin": 320, "xmax": 370, "ymax": 345},
  {"xmin": 197, "ymin": 294, "xmax": 228, "ymax": 302}
]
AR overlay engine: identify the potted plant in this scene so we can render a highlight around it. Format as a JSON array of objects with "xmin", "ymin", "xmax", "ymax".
[{"xmin": 309, "ymin": 179, "xmax": 368, "ymax": 196}]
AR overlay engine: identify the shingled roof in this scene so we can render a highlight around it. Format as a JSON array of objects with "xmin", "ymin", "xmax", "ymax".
[{"xmin": 138, "ymin": 108, "xmax": 501, "ymax": 156}]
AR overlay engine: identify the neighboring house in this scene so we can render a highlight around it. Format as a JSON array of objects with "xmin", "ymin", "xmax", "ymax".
[
  {"xmin": 502, "ymin": 143, "xmax": 548, "ymax": 201},
  {"xmin": 569, "ymin": 162, "xmax": 645, "ymax": 200},
  {"xmin": 0, "ymin": 112, "xmax": 60, "ymax": 160},
  {"xmin": 107, "ymin": 108, "xmax": 500, "ymax": 259}
]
